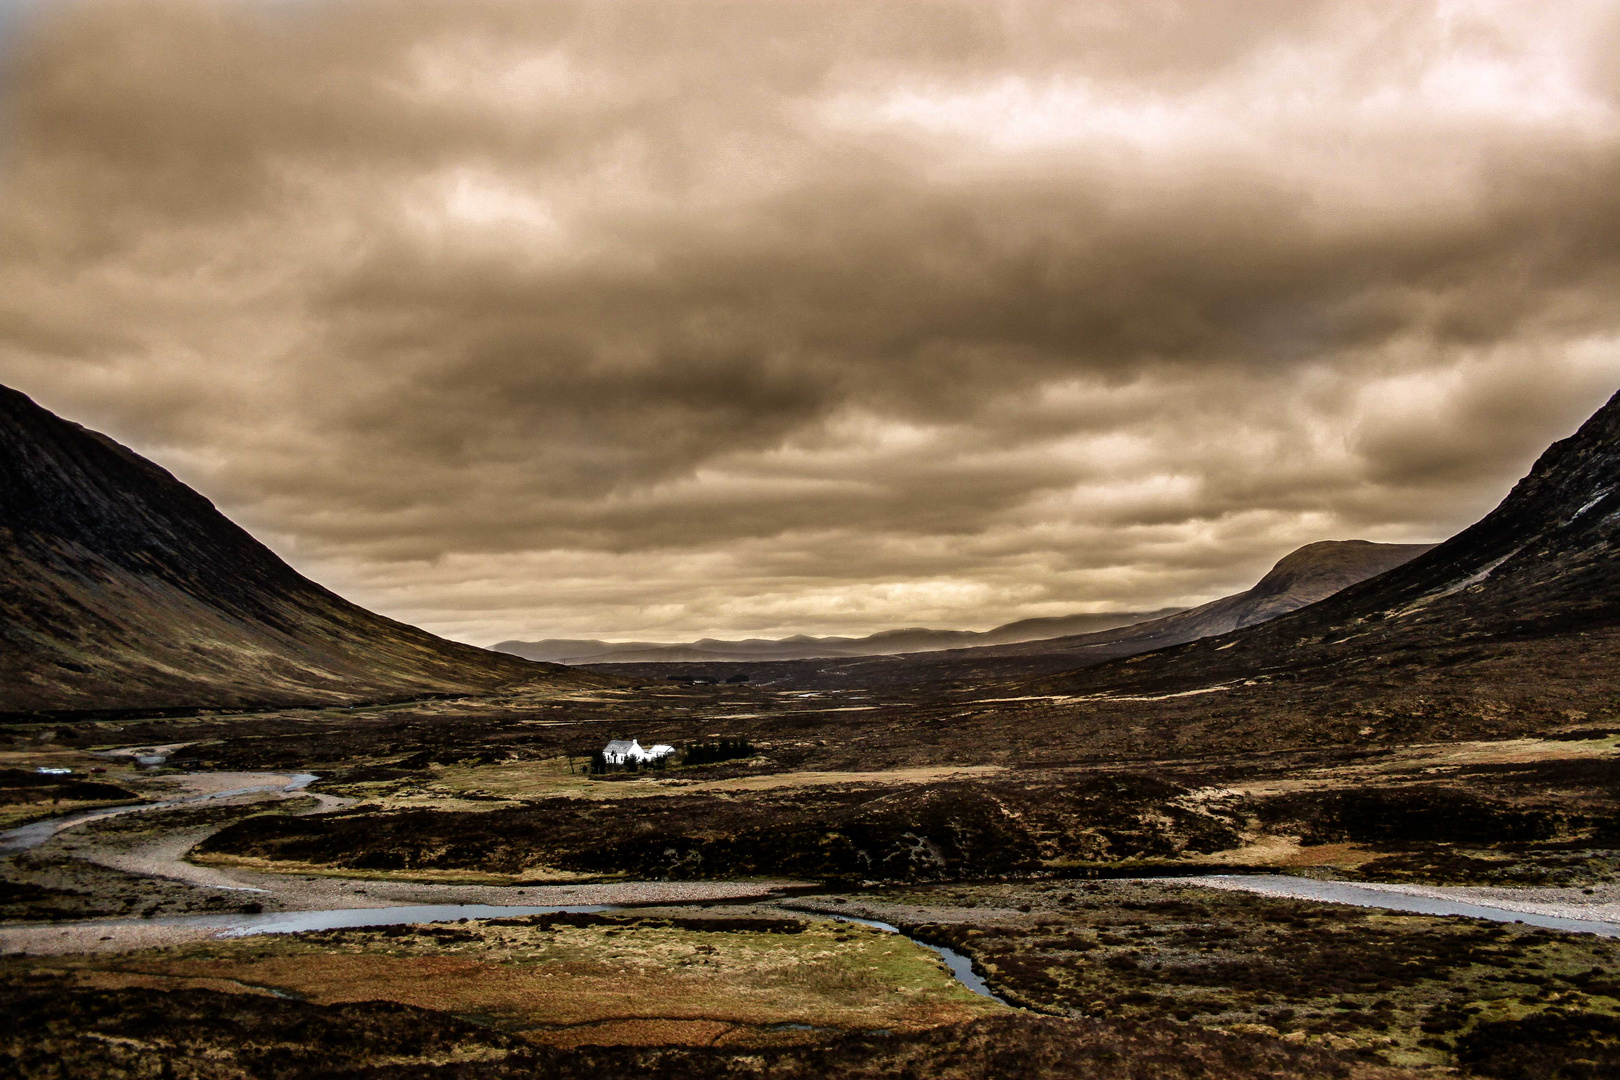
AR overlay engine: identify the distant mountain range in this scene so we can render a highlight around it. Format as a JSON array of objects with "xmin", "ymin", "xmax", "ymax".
[
  {"xmin": 553, "ymin": 538, "xmax": 1433, "ymax": 680},
  {"xmin": 493, "ymin": 609, "xmax": 1185, "ymax": 665},
  {"xmin": 0, "ymin": 385, "xmax": 595, "ymax": 713}
]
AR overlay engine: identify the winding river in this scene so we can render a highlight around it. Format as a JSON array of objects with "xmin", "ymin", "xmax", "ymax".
[
  {"xmin": 16, "ymin": 900, "xmax": 1012, "ymax": 1003},
  {"xmin": 7, "ymin": 779, "xmax": 1620, "ymax": 1003},
  {"xmin": 1184, "ymin": 874, "xmax": 1620, "ymax": 937},
  {"xmin": 45, "ymin": 875, "xmax": 1615, "ymax": 1006},
  {"xmin": 0, "ymin": 772, "xmax": 318, "ymax": 854}
]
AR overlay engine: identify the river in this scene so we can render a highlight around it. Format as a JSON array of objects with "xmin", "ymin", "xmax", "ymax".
[
  {"xmin": 9, "ymin": 899, "xmax": 1011, "ymax": 1003},
  {"xmin": 0, "ymin": 772, "xmax": 318, "ymax": 854},
  {"xmin": 1184, "ymin": 873, "xmax": 1620, "ymax": 937},
  {"xmin": 38, "ymin": 874, "xmax": 1610, "ymax": 1004},
  {"xmin": 8, "ymin": 779, "xmax": 1620, "ymax": 999}
]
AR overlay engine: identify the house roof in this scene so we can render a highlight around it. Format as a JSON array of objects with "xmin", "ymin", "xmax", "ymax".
[{"xmin": 604, "ymin": 739, "xmax": 640, "ymax": 752}]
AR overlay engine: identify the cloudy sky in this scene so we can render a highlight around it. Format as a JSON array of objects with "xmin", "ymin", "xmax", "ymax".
[{"xmin": 4, "ymin": 0, "xmax": 1620, "ymax": 646}]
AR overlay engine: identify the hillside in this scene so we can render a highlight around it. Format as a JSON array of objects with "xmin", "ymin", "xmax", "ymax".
[
  {"xmin": 943, "ymin": 539, "xmax": 1433, "ymax": 662},
  {"xmin": 0, "ymin": 386, "xmax": 594, "ymax": 713},
  {"xmin": 1035, "ymin": 388, "xmax": 1620, "ymax": 699}
]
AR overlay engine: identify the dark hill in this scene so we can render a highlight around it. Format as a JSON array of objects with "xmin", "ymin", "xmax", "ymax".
[
  {"xmin": 0, "ymin": 385, "xmax": 593, "ymax": 713},
  {"xmin": 1033, "ymin": 386, "xmax": 1620, "ymax": 717}
]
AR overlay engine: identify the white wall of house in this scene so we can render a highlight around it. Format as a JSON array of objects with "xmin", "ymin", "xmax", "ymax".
[{"xmin": 601, "ymin": 739, "xmax": 676, "ymax": 765}]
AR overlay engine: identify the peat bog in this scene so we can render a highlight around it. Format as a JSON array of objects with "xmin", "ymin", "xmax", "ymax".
[
  {"xmin": 9, "ymin": 389, "xmax": 1620, "ymax": 1076},
  {"xmin": 7, "ymin": 683, "xmax": 1620, "ymax": 1078}
]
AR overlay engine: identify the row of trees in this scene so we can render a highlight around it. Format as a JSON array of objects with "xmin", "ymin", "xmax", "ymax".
[{"xmin": 680, "ymin": 738, "xmax": 755, "ymax": 766}]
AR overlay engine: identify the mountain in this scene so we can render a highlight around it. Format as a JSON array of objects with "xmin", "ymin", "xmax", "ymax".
[
  {"xmin": 0, "ymin": 385, "xmax": 595, "ymax": 713},
  {"xmin": 493, "ymin": 610, "xmax": 1183, "ymax": 665},
  {"xmin": 1035, "ymin": 386, "xmax": 1620, "ymax": 705},
  {"xmin": 941, "ymin": 539, "xmax": 1434, "ymax": 664},
  {"xmin": 573, "ymin": 540, "xmax": 1433, "ymax": 689}
]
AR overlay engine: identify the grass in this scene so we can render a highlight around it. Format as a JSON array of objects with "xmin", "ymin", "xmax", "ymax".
[
  {"xmin": 423, "ymin": 757, "xmax": 1010, "ymax": 804},
  {"xmin": 184, "ymin": 852, "xmax": 577, "ymax": 884},
  {"xmin": 0, "ymin": 796, "xmax": 136, "ymax": 831},
  {"xmin": 0, "ymin": 755, "xmax": 145, "ymax": 829},
  {"xmin": 13, "ymin": 912, "xmax": 1008, "ymax": 1047},
  {"xmin": 854, "ymin": 880, "xmax": 1620, "ymax": 1072}
]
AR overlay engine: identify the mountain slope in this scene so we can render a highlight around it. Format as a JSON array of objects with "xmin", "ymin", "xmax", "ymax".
[
  {"xmin": 944, "ymin": 539, "xmax": 1433, "ymax": 665},
  {"xmin": 1037, "ymin": 387, "xmax": 1620, "ymax": 701},
  {"xmin": 0, "ymin": 385, "xmax": 593, "ymax": 712}
]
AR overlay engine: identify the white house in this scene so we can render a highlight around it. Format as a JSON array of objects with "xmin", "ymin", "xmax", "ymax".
[
  {"xmin": 601, "ymin": 739, "xmax": 677, "ymax": 765},
  {"xmin": 601, "ymin": 739, "xmax": 641, "ymax": 764}
]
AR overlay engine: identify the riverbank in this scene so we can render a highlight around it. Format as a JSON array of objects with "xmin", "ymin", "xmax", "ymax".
[
  {"xmin": 1186, "ymin": 874, "xmax": 1620, "ymax": 936},
  {"xmin": 0, "ymin": 879, "xmax": 814, "ymax": 955}
]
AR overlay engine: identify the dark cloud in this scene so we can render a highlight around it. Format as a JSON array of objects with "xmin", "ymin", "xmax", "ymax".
[{"xmin": 3, "ymin": 0, "xmax": 1619, "ymax": 643}]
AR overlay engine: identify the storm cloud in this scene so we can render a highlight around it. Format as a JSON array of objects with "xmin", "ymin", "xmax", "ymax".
[{"xmin": 4, "ymin": 0, "xmax": 1620, "ymax": 643}]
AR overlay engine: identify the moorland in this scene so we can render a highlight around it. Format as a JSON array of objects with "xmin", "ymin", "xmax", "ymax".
[{"xmin": 5, "ymin": 383, "xmax": 1620, "ymax": 1077}]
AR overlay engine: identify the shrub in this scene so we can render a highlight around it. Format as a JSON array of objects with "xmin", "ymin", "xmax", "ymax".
[{"xmin": 682, "ymin": 739, "xmax": 754, "ymax": 767}]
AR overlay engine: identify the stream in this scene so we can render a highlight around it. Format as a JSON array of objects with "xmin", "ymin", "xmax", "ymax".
[
  {"xmin": 0, "ymin": 772, "xmax": 318, "ymax": 854},
  {"xmin": 822, "ymin": 913, "xmax": 1009, "ymax": 1003},
  {"xmin": 14, "ymin": 900, "xmax": 1011, "ymax": 1003},
  {"xmin": 68, "ymin": 873, "xmax": 1609, "ymax": 1004},
  {"xmin": 9, "ymin": 777, "xmax": 1620, "ymax": 1002},
  {"xmin": 156, "ymin": 903, "xmax": 613, "ymax": 936},
  {"xmin": 1185, "ymin": 874, "xmax": 1620, "ymax": 937},
  {"xmin": 188, "ymin": 904, "xmax": 1008, "ymax": 1003},
  {"xmin": 10, "ymin": 876, "xmax": 1619, "ymax": 1008}
]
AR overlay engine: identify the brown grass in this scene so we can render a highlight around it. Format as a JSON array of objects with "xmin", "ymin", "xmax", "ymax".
[{"xmin": 30, "ymin": 914, "xmax": 1005, "ymax": 1047}]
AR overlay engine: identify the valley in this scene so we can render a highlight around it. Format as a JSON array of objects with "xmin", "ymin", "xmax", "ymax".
[
  {"xmin": 9, "ymin": 3, "xmax": 1620, "ymax": 1076},
  {"xmin": 6, "ymin": 385, "xmax": 1620, "ymax": 1077},
  {"xmin": 6, "ymin": 675, "xmax": 1620, "ymax": 1077}
]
